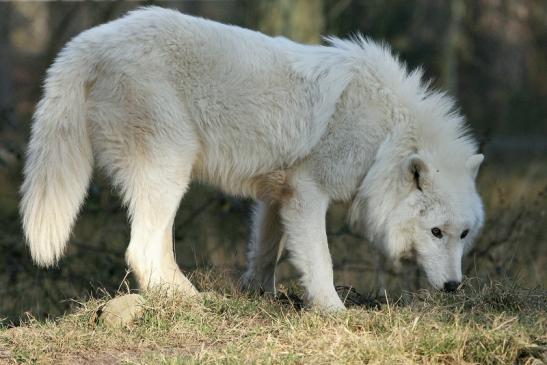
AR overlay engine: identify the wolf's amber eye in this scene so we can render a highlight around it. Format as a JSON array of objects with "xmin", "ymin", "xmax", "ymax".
[
  {"xmin": 460, "ymin": 229, "xmax": 469, "ymax": 239},
  {"xmin": 431, "ymin": 227, "xmax": 443, "ymax": 238}
]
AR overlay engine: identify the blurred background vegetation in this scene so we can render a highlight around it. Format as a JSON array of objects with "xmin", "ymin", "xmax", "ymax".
[{"xmin": 0, "ymin": 0, "xmax": 545, "ymax": 323}]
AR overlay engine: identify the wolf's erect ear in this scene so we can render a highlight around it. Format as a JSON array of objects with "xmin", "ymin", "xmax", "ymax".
[
  {"xmin": 404, "ymin": 154, "xmax": 429, "ymax": 191},
  {"xmin": 465, "ymin": 154, "xmax": 484, "ymax": 179}
]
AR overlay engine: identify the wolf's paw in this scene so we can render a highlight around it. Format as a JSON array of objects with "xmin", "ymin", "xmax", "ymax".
[
  {"xmin": 167, "ymin": 278, "xmax": 200, "ymax": 297},
  {"xmin": 143, "ymin": 271, "xmax": 201, "ymax": 298},
  {"xmin": 240, "ymin": 271, "xmax": 276, "ymax": 296},
  {"xmin": 308, "ymin": 291, "xmax": 346, "ymax": 312}
]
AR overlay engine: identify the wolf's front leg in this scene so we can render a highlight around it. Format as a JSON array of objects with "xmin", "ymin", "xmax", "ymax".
[{"xmin": 280, "ymin": 174, "xmax": 345, "ymax": 311}]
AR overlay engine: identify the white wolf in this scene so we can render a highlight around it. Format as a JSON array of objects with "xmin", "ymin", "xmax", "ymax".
[{"xmin": 21, "ymin": 7, "xmax": 484, "ymax": 310}]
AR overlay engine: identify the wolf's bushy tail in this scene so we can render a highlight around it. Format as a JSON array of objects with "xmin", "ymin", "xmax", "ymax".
[{"xmin": 20, "ymin": 47, "xmax": 94, "ymax": 267}]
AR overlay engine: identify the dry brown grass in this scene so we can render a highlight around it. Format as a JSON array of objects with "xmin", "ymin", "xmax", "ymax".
[{"xmin": 1, "ymin": 272, "xmax": 545, "ymax": 365}]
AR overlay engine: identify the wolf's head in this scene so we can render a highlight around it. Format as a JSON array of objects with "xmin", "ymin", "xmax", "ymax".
[
  {"xmin": 350, "ymin": 141, "xmax": 484, "ymax": 291},
  {"xmin": 389, "ymin": 153, "xmax": 484, "ymax": 290}
]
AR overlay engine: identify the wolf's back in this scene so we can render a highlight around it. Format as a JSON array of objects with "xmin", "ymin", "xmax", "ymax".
[{"xmin": 20, "ymin": 41, "xmax": 94, "ymax": 266}]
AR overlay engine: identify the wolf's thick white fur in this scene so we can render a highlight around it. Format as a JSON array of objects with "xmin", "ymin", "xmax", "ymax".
[{"xmin": 21, "ymin": 7, "xmax": 484, "ymax": 310}]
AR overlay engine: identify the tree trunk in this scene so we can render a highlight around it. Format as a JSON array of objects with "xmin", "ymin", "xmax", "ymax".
[
  {"xmin": 0, "ymin": 2, "xmax": 16, "ymax": 129},
  {"xmin": 442, "ymin": 0, "xmax": 465, "ymax": 96}
]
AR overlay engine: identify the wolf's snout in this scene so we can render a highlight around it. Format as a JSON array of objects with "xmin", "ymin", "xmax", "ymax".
[{"xmin": 443, "ymin": 281, "xmax": 460, "ymax": 292}]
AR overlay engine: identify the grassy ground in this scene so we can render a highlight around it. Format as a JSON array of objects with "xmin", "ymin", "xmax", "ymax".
[{"xmin": 1, "ymin": 272, "xmax": 545, "ymax": 364}]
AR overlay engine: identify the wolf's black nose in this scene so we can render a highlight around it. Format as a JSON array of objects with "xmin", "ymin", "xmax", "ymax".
[{"xmin": 443, "ymin": 281, "xmax": 460, "ymax": 292}]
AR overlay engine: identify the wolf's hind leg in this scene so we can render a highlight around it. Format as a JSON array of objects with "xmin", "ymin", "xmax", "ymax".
[
  {"xmin": 90, "ymin": 77, "xmax": 199, "ymax": 295},
  {"xmin": 123, "ymin": 151, "xmax": 199, "ymax": 296},
  {"xmin": 122, "ymin": 147, "xmax": 199, "ymax": 296},
  {"xmin": 242, "ymin": 201, "xmax": 284, "ymax": 294}
]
